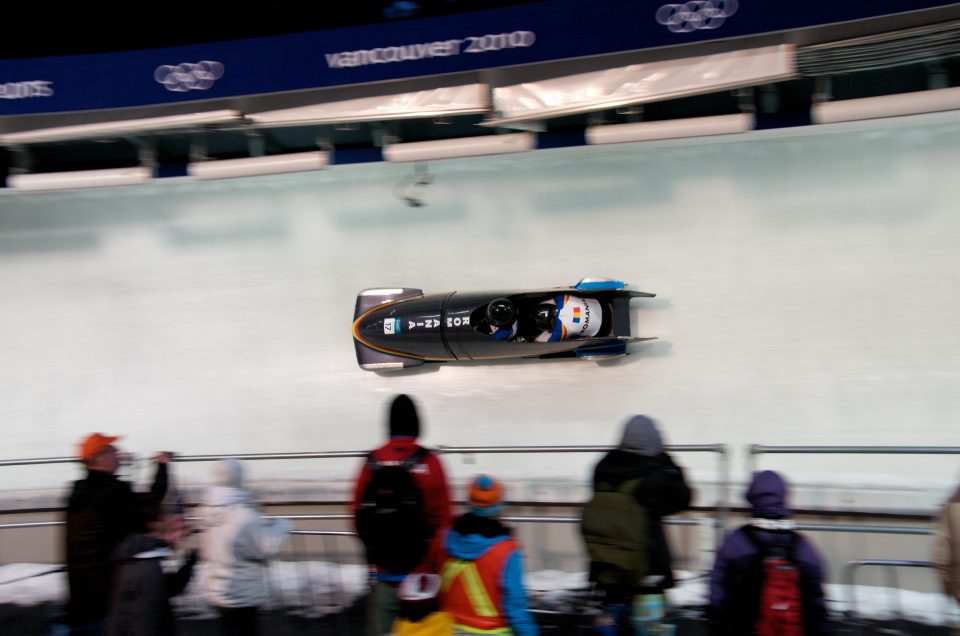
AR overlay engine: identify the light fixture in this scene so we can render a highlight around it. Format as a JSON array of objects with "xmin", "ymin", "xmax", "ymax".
[
  {"xmin": 187, "ymin": 151, "xmax": 330, "ymax": 181},
  {"xmin": 586, "ymin": 113, "xmax": 753, "ymax": 145},
  {"xmin": 383, "ymin": 133, "xmax": 534, "ymax": 163},
  {"xmin": 812, "ymin": 86, "xmax": 960, "ymax": 124},
  {"xmin": 0, "ymin": 110, "xmax": 243, "ymax": 145},
  {"xmin": 6, "ymin": 166, "xmax": 153, "ymax": 191}
]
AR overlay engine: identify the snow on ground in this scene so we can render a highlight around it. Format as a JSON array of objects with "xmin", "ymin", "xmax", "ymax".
[{"xmin": 2, "ymin": 562, "xmax": 958, "ymax": 627}]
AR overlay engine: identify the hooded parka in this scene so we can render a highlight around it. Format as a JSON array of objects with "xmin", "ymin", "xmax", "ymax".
[
  {"xmin": 707, "ymin": 470, "xmax": 833, "ymax": 636},
  {"xmin": 196, "ymin": 459, "xmax": 291, "ymax": 609}
]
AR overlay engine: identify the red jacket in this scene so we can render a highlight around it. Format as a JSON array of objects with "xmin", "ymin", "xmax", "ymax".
[{"xmin": 351, "ymin": 437, "xmax": 452, "ymax": 575}]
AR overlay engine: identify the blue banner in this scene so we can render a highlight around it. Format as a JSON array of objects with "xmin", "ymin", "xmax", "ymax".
[{"xmin": 0, "ymin": 0, "xmax": 956, "ymax": 117}]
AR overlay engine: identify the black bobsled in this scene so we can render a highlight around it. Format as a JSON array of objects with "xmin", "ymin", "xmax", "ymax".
[{"xmin": 352, "ymin": 278, "xmax": 656, "ymax": 371}]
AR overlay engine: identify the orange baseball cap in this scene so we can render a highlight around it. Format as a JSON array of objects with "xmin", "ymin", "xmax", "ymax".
[{"xmin": 78, "ymin": 433, "xmax": 120, "ymax": 462}]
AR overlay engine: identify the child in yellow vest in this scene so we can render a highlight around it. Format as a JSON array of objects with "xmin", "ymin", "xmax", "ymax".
[{"xmin": 391, "ymin": 573, "xmax": 454, "ymax": 635}]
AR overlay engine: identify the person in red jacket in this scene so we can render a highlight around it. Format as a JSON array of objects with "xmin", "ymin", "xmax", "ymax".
[{"xmin": 351, "ymin": 394, "xmax": 452, "ymax": 636}]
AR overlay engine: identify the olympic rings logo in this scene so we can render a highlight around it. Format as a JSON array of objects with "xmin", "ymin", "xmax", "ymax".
[
  {"xmin": 655, "ymin": 1, "xmax": 738, "ymax": 33},
  {"xmin": 154, "ymin": 61, "xmax": 224, "ymax": 92}
]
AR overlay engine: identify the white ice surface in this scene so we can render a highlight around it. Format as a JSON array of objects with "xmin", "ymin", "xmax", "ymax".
[
  {"xmin": 3, "ymin": 112, "xmax": 960, "ymax": 503},
  {"xmin": 2, "ymin": 563, "xmax": 958, "ymax": 627}
]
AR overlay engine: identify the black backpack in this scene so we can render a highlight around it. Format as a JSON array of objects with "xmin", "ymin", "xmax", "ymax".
[{"xmin": 356, "ymin": 447, "xmax": 431, "ymax": 574}]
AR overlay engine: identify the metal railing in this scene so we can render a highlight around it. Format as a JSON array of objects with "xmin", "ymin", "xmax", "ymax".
[
  {"xmin": 0, "ymin": 442, "xmax": 731, "ymax": 538},
  {"xmin": 745, "ymin": 444, "xmax": 957, "ymax": 538},
  {"xmin": 5, "ymin": 443, "xmax": 959, "ymax": 628},
  {"xmin": 796, "ymin": 523, "xmax": 931, "ymax": 536},
  {"xmin": 747, "ymin": 444, "xmax": 960, "ymax": 478},
  {"xmin": 4, "ymin": 444, "xmax": 953, "ymax": 568}
]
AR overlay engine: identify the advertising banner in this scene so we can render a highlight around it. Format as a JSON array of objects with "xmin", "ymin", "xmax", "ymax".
[{"xmin": 0, "ymin": 0, "xmax": 956, "ymax": 117}]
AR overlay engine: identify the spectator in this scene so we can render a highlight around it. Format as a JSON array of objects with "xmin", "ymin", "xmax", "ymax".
[
  {"xmin": 65, "ymin": 433, "xmax": 170, "ymax": 635},
  {"xmin": 196, "ymin": 458, "xmax": 292, "ymax": 636},
  {"xmin": 440, "ymin": 474, "xmax": 538, "ymax": 636},
  {"xmin": 583, "ymin": 415, "xmax": 692, "ymax": 635},
  {"xmin": 390, "ymin": 573, "xmax": 454, "ymax": 635},
  {"xmin": 104, "ymin": 501, "xmax": 198, "ymax": 636},
  {"xmin": 933, "ymin": 481, "xmax": 960, "ymax": 606},
  {"xmin": 352, "ymin": 394, "xmax": 452, "ymax": 636},
  {"xmin": 707, "ymin": 470, "xmax": 833, "ymax": 636}
]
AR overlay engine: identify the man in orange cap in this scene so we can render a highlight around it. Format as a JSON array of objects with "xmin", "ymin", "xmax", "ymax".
[
  {"xmin": 64, "ymin": 433, "xmax": 171, "ymax": 634},
  {"xmin": 440, "ymin": 474, "xmax": 539, "ymax": 636}
]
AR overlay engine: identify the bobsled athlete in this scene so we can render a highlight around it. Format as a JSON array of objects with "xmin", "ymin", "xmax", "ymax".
[
  {"xmin": 533, "ymin": 294, "xmax": 603, "ymax": 342},
  {"xmin": 478, "ymin": 298, "xmax": 519, "ymax": 341}
]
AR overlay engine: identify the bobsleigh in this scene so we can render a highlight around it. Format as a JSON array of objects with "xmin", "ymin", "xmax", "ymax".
[{"xmin": 352, "ymin": 278, "xmax": 656, "ymax": 371}]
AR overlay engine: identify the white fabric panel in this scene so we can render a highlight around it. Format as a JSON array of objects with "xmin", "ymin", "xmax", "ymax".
[
  {"xmin": 249, "ymin": 84, "xmax": 489, "ymax": 126},
  {"xmin": 487, "ymin": 44, "xmax": 795, "ymax": 125},
  {"xmin": 0, "ymin": 111, "xmax": 241, "ymax": 145}
]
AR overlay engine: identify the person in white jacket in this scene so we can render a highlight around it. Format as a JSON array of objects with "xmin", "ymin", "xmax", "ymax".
[{"xmin": 197, "ymin": 459, "xmax": 292, "ymax": 636}]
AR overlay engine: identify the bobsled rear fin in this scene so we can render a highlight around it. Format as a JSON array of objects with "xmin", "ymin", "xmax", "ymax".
[
  {"xmin": 354, "ymin": 340, "xmax": 426, "ymax": 372},
  {"xmin": 354, "ymin": 288, "xmax": 423, "ymax": 320},
  {"xmin": 611, "ymin": 295, "xmax": 633, "ymax": 337}
]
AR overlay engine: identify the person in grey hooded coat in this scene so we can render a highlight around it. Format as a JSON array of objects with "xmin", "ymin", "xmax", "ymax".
[
  {"xmin": 588, "ymin": 414, "xmax": 692, "ymax": 634},
  {"xmin": 196, "ymin": 459, "xmax": 291, "ymax": 636}
]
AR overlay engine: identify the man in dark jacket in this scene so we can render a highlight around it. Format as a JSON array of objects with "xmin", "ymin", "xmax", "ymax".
[
  {"xmin": 588, "ymin": 414, "xmax": 692, "ymax": 634},
  {"xmin": 707, "ymin": 470, "xmax": 833, "ymax": 636},
  {"xmin": 351, "ymin": 394, "xmax": 452, "ymax": 635},
  {"xmin": 65, "ymin": 433, "xmax": 170, "ymax": 634}
]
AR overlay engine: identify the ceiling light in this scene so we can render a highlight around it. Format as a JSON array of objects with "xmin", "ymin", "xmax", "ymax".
[
  {"xmin": 586, "ymin": 114, "xmax": 753, "ymax": 145},
  {"xmin": 812, "ymin": 86, "xmax": 960, "ymax": 124},
  {"xmin": 383, "ymin": 133, "xmax": 534, "ymax": 163},
  {"xmin": 7, "ymin": 166, "xmax": 153, "ymax": 191},
  {"xmin": 187, "ymin": 151, "xmax": 330, "ymax": 181}
]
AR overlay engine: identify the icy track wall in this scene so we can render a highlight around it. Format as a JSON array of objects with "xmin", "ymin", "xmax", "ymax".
[{"xmin": 2, "ymin": 112, "xmax": 960, "ymax": 507}]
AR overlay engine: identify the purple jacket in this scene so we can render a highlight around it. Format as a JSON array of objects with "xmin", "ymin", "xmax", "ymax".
[{"xmin": 707, "ymin": 471, "xmax": 833, "ymax": 635}]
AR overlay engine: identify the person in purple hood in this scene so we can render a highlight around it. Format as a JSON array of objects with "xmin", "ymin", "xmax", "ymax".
[{"xmin": 707, "ymin": 470, "xmax": 834, "ymax": 635}]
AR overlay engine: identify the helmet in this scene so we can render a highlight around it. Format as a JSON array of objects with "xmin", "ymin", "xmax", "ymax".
[
  {"xmin": 534, "ymin": 303, "xmax": 557, "ymax": 332},
  {"xmin": 485, "ymin": 298, "xmax": 516, "ymax": 327}
]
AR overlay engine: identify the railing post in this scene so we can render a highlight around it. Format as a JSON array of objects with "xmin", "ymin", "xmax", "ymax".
[
  {"xmin": 717, "ymin": 445, "xmax": 730, "ymax": 547},
  {"xmin": 746, "ymin": 444, "xmax": 759, "ymax": 479},
  {"xmin": 842, "ymin": 560, "xmax": 861, "ymax": 620}
]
